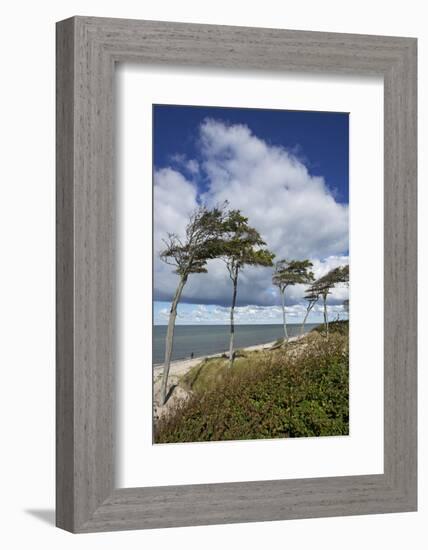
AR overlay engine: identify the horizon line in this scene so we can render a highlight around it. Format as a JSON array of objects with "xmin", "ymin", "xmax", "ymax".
[{"xmin": 152, "ymin": 321, "xmax": 327, "ymax": 327}]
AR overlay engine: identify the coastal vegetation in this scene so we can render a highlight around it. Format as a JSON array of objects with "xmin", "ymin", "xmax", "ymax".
[
  {"xmin": 154, "ymin": 321, "xmax": 349, "ymax": 443},
  {"xmin": 159, "ymin": 203, "xmax": 275, "ymax": 402},
  {"xmin": 159, "ymin": 203, "xmax": 350, "ymax": 407}
]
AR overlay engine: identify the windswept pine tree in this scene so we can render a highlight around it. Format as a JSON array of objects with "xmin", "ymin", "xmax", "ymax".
[
  {"xmin": 272, "ymin": 259, "xmax": 314, "ymax": 342},
  {"xmin": 309, "ymin": 264, "xmax": 349, "ymax": 337},
  {"xmin": 301, "ymin": 288, "xmax": 319, "ymax": 336},
  {"xmin": 220, "ymin": 210, "xmax": 274, "ymax": 368},
  {"xmin": 159, "ymin": 204, "xmax": 227, "ymax": 405}
]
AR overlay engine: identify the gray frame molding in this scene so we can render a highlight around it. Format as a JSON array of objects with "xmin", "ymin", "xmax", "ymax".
[{"xmin": 56, "ymin": 16, "xmax": 417, "ymax": 533}]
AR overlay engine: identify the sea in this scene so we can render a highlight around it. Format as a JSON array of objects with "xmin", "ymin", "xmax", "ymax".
[{"xmin": 153, "ymin": 323, "xmax": 318, "ymax": 365}]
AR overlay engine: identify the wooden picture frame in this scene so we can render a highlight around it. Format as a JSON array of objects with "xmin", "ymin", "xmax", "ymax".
[{"xmin": 56, "ymin": 16, "xmax": 417, "ymax": 533}]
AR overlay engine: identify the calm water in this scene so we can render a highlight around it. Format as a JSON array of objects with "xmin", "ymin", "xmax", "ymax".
[{"xmin": 153, "ymin": 323, "xmax": 318, "ymax": 365}]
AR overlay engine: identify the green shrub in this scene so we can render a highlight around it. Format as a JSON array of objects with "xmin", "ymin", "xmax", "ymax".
[
  {"xmin": 312, "ymin": 319, "xmax": 349, "ymax": 336},
  {"xmin": 154, "ymin": 332, "xmax": 349, "ymax": 443}
]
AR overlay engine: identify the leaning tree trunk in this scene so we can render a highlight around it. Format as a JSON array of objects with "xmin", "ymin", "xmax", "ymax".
[
  {"xmin": 322, "ymin": 293, "xmax": 329, "ymax": 338},
  {"xmin": 160, "ymin": 276, "xmax": 187, "ymax": 405},
  {"xmin": 280, "ymin": 288, "xmax": 289, "ymax": 342},
  {"xmin": 300, "ymin": 302, "xmax": 314, "ymax": 336},
  {"xmin": 228, "ymin": 270, "xmax": 238, "ymax": 368}
]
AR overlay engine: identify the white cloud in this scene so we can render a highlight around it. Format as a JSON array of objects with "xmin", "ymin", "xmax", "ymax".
[
  {"xmin": 154, "ymin": 167, "xmax": 198, "ymax": 293},
  {"xmin": 154, "ymin": 120, "xmax": 349, "ymax": 309},
  {"xmin": 154, "ymin": 301, "xmax": 348, "ymax": 325},
  {"xmin": 200, "ymin": 119, "xmax": 348, "ymax": 259}
]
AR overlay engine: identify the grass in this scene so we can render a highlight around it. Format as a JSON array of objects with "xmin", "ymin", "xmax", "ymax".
[
  {"xmin": 154, "ymin": 323, "xmax": 349, "ymax": 444},
  {"xmin": 181, "ymin": 352, "xmax": 256, "ymax": 393}
]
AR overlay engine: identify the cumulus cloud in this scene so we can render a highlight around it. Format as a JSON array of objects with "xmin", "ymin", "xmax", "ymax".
[
  {"xmin": 199, "ymin": 119, "xmax": 348, "ymax": 259},
  {"xmin": 154, "ymin": 119, "xmax": 349, "ymax": 310}
]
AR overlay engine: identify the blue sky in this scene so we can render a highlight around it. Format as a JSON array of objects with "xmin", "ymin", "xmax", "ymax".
[
  {"xmin": 154, "ymin": 105, "xmax": 349, "ymax": 203},
  {"xmin": 153, "ymin": 104, "xmax": 349, "ymax": 325}
]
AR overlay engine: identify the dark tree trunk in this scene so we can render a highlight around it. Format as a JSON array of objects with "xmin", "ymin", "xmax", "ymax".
[{"xmin": 160, "ymin": 276, "xmax": 187, "ymax": 405}]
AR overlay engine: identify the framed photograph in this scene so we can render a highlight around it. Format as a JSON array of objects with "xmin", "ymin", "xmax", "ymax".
[
  {"xmin": 56, "ymin": 17, "xmax": 417, "ymax": 532},
  {"xmin": 150, "ymin": 103, "xmax": 351, "ymax": 445}
]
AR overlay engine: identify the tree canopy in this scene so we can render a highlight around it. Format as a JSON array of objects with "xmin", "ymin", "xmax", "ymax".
[
  {"xmin": 309, "ymin": 264, "xmax": 348, "ymax": 298},
  {"xmin": 272, "ymin": 259, "xmax": 314, "ymax": 291},
  {"xmin": 160, "ymin": 204, "xmax": 227, "ymax": 279},
  {"xmin": 220, "ymin": 210, "xmax": 275, "ymax": 277}
]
